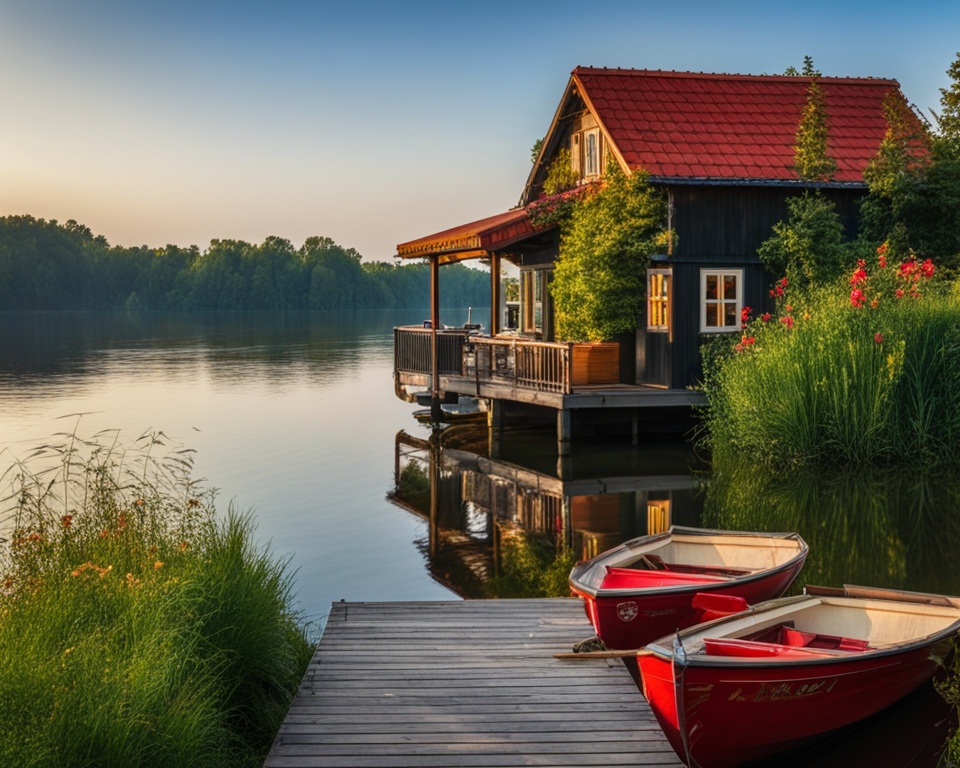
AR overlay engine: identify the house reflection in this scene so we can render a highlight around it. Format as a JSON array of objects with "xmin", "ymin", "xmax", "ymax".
[{"xmin": 388, "ymin": 427, "xmax": 704, "ymax": 599}]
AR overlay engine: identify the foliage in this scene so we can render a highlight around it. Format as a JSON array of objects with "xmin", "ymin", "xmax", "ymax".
[
  {"xmin": 701, "ymin": 245, "xmax": 960, "ymax": 469},
  {"xmin": 540, "ymin": 148, "xmax": 580, "ymax": 196},
  {"xmin": 0, "ymin": 429, "xmax": 314, "ymax": 768},
  {"xmin": 937, "ymin": 51, "xmax": 960, "ymax": 140},
  {"xmin": 784, "ymin": 56, "xmax": 821, "ymax": 78},
  {"xmin": 0, "ymin": 216, "xmax": 492, "ymax": 311},
  {"xmin": 484, "ymin": 531, "xmax": 577, "ymax": 598},
  {"xmin": 793, "ymin": 78, "xmax": 837, "ymax": 181},
  {"xmin": 757, "ymin": 190, "xmax": 848, "ymax": 290},
  {"xmin": 551, "ymin": 165, "xmax": 670, "ymax": 342},
  {"xmin": 859, "ymin": 56, "xmax": 960, "ymax": 272},
  {"xmin": 935, "ymin": 636, "xmax": 960, "ymax": 767},
  {"xmin": 526, "ymin": 184, "xmax": 598, "ymax": 230}
]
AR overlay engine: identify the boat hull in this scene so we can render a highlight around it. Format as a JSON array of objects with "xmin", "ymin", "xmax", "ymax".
[
  {"xmin": 569, "ymin": 528, "xmax": 807, "ymax": 649},
  {"xmin": 640, "ymin": 642, "xmax": 949, "ymax": 768}
]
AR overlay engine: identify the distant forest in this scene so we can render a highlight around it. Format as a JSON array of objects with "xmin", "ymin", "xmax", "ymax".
[{"xmin": 0, "ymin": 216, "xmax": 491, "ymax": 311}]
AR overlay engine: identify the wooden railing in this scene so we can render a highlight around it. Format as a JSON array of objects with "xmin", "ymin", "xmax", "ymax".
[
  {"xmin": 394, "ymin": 326, "xmax": 468, "ymax": 376},
  {"xmin": 394, "ymin": 327, "xmax": 572, "ymax": 394}
]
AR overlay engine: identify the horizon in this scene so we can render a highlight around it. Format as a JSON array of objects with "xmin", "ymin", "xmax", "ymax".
[{"xmin": 2, "ymin": 0, "xmax": 958, "ymax": 262}]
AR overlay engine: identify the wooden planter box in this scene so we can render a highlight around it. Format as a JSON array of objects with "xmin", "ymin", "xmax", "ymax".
[{"xmin": 571, "ymin": 342, "xmax": 620, "ymax": 386}]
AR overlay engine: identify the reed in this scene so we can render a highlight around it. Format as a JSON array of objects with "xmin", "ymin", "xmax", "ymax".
[
  {"xmin": 702, "ymin": 268, "xmax": 960, "ymax": 469},
  {"xmin": 0, "ymin": 427, "xmax": 314, "ymax": 768}
]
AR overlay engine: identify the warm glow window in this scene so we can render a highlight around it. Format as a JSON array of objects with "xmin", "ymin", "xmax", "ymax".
[
  {"xmin": 521, "ymin": 269, "xmax": 550, "ymax": 336},
  {"xmin": 647, "ymin": 269, "xmax": 671, "ymax": 332},
  {"xmin": 700, "ymin": 269, "xmax": 742, "ymax": 333}
]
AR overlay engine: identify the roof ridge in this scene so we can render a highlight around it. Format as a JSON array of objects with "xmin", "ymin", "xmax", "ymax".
[{"xmin": 571, "ymin": 66, "xmax": 900, "ymax": 87}]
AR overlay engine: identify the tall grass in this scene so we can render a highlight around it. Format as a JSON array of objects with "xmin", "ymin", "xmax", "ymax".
[
  {"xmin": 702, "ymin": 276, "xmax": 960, "ymax": 469},
  {"xmin": 0, "ymin": 427, "xmax": 314, "ymax": 768}
]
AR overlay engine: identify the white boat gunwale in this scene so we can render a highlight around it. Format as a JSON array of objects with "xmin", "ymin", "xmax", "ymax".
[
  {"xmin": 643, "ymin": 587, "xmax": 960, "ymax": 669},
  {"xmin": 569, "ymin": 526, "xmax": 808, "ymax": 598}
]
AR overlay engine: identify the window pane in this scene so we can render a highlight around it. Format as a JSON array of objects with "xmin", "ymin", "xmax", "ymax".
[
  {"xmin": 704, "ymin": 303, "xmax": 719, "ymax": 328},
  {"xmin": 723, "ymin": 274, "xmax": 737, "ymax": 300},
  {"xmin": 705, "ymin": 275, "xmax": 718, "ymax": 300},
  {"xmin": 723, "ymin": 301, "xmax": 737, "ymax": 327}
]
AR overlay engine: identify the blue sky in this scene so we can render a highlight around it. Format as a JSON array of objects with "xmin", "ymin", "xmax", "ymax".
[{"xmin": 1, "ymin": 0, "xmax": 958, "ymax": 261}]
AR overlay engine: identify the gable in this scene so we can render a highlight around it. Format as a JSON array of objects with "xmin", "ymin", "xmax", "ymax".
[{"xmin": 524, "ymin": 68, "xmax": 923, "ymax": 203}]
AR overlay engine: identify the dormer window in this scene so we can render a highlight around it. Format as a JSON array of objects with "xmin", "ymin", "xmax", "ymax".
[
  {"xmin": 584, "ymin": 129, "xmax": 600, "ymax": 177},
  {"xmin": 571, "ymin": 128, "xmax": 602, "ymax": 182}
]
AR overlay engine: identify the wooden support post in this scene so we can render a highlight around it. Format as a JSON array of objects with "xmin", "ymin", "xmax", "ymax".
[
  {"xmin": 557, "ymin": 409, "xmax": 572, "ymax": 477},
  {"xmin": 488, "ymin": 399, "xmax": 503, "ymax": 459},
  {"xmin": 490, "ymin": 252, "xmax": 501, "ymax": 336},
  {"xmin": 430, "ymin": 256, "xmax": 442, "ymax": 422}
]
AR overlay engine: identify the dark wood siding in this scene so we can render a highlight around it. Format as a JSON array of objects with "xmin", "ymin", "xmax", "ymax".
[{"xmin": 669, "ymin": 185, "xmax": 863, "ymax": 260}]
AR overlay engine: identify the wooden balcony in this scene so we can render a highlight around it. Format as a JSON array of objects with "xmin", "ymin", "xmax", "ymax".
[{"xmin": 393, "ymin": 326, "xmax": 703, "ymax": 410}]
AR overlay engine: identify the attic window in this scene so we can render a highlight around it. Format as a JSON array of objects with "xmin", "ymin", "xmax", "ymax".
[
  {"xmin": 700, "ymin": 269, "xmax": 742, "ymax": 333},
  {"xmin": 572, "ymin": 129, "xmax": 602, "ymax": 181}
]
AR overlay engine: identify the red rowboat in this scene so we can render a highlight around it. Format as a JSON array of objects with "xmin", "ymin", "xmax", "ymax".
[
  {"xmin": 637, "ymin": 585, "xmax": 960, "ymax": 768},
  {"xmin": 568, "ymin": 527, "xmax": 808, "ymax": 650}
]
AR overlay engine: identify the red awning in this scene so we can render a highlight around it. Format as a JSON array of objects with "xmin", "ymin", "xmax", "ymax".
[{"xmin": 397, "ymin": 208, "xmax": 535, "ymax": 262}]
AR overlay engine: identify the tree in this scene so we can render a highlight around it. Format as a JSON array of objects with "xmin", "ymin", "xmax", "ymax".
[
  {"xmin": 551, "ymin": 164, "xmax": 670, "ymax": 342},
  {"xmin": 793, "ymin": 77, "xmax": 837, "ymax": 181},
  {"xmin": 758, "ymin": 191, "xmax": 847, "ymax": 289},
  {"xmin": 936, "ymin": 51, "xmax": 960, "ymax": 140}
]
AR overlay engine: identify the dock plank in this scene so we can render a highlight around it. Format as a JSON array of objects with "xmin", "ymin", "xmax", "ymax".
[{"xmin": 264, "ymin": 598, "xmax": 683, "ymax": 768}]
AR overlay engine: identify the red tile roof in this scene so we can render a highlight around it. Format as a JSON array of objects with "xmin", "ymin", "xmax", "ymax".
[
  {"xmin": 572, "ymin": 68, "xmax": 915, "ymax": 183},
  {"xmin": 397, "ymin": 208, "xmax": 533, "ymax": 260}
]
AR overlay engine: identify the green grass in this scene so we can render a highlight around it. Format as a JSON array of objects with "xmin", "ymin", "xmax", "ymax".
[
  {"xmin": 0, "ymin": 428, "xmax": 314, "ymax": 768},
  {"xmin": 701, "ymin": 276, "xmax": 960, "ymax": 469}
]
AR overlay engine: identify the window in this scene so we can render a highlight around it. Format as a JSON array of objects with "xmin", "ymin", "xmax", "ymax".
[
  {"xmin": 584, "ymin": 129, "xmax": 600, "ymax": 177},
  {"xmin": 647, "ymin": 269, "xmax": 671, "ymax": 332},
  {"xmin": 572, "ymin": 128, "xmax": 602, "ymax": 181},
  {"xmin": 522, "ymin": 269, "xmax": 545, "ymax": 335},
  {"xmin": 700, "ymin": 269, "xmax": 742, "ymax": 333}
]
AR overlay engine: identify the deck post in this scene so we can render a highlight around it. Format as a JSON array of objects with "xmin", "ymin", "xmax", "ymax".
[
  {"xmin": 557, "ymin": 409, "xmax": 571, "ymax": 477},
  {"xmin": 430, "ymin": 256, "xmax": 442, "ymax": 421},
  {"xmin": 488, "ymin": 398, "xmax": 503, "ymax": 458},
  {"xmin": 490, "ymin": 252, "xmax": 501, "ymax": 335}
]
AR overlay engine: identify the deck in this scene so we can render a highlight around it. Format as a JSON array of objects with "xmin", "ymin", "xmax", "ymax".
[{"xmin": 264, "ymin": 598, "xmax": 684, "ymax": 768}]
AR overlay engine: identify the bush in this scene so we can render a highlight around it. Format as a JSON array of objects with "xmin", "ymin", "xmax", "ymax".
[
  {"xmin": 701, "ymin": 247, "xmax": 960, "ymax": 469},
  {"xmin": 0, "ymin": 429, "xmax": 314, "ymax": 768}
]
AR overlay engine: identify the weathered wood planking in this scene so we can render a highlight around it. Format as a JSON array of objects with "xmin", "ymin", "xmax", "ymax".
[{"xmin": 264, "ymin": 598, "xmax": 684, "ymax": 768}]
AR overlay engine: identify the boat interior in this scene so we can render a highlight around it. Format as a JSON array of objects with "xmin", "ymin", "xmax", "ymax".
[
  {"xmin": 620, "ymin": 533, "xmax": 802, "ymax": 570},
  {"xmin": 681, "ymin": 596, "xmax": 960, "ymax": 659}
]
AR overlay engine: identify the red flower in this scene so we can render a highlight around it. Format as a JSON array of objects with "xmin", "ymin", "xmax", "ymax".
[
  {"xmin": 851, "ymin": 288, "xmax": 866, "ymax": 308},
  {"xmin": 761, "ymin": 312, "xmax": 771, "ymax": 322},
  {"xmin": 61, "ymin": 515, "xmax": 72, "ymax": 528},
  {"xmin": 780, "ymin": 315, "xmax": 794, "ymax": 329},
  {"xmin": 874, "ymin": 333, "xmax": 883, "ymax": 344}
]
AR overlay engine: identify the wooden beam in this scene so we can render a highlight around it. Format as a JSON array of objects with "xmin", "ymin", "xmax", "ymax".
[{"xmin": 490, "ymin": 252, "xmax": 501, "ymax": 335}]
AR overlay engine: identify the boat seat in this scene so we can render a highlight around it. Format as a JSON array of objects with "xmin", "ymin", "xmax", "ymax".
[
  {"xmin": 601, "ymin": 566, "xmax": 730, "ymax": 590},
  {"xmin": 642, "ymin": 554, "xmax": 752, "ymax": 577},
  {"xmin": 703, "ymin": 638, "xmax": 830, "ymax": 658},
  {"xmin": 704, "ymin": 629, "xmax": 871, "ymax": 658}
]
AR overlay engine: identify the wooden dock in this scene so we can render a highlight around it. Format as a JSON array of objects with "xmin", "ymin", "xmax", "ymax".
[{"xmin": 264, "ymin": 598, "xmax": 684, "ymax": 767}]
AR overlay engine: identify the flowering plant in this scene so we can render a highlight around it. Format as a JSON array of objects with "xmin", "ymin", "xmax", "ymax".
[{"xmin": 526, "ymin": 183, "xmax": 599, "ymax": 230}]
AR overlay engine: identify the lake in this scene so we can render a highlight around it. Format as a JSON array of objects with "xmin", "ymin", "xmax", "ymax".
[{"xmin": 0, "ymin": 310, "xmax": 956, "ymax": 765}]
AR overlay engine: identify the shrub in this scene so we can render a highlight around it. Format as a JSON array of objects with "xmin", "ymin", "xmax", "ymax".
[
  {"xmin": 701, "ymin": 246, "xmax": 960, "ymax": 468},
  {"xmin": 0, "ymin": 429, "xmax": 314, "ymax": 768}
]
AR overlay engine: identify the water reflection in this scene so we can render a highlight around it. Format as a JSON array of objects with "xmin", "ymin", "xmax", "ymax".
[
  {"xmin": 389, "ymin": 427, "xmax": 706, "ymax": 599},
  {"xmin": 703, "ymin": 462, "xmax": 960, "ymax": 596},
  {"xmin": 390, "ymin": 427, "xmax": 958, "ymax": 766}
]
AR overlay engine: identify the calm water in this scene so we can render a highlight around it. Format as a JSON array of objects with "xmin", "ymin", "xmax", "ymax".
[{"xmin": 1, "ymin": 310, "xmax": 957, "ymax": 765}]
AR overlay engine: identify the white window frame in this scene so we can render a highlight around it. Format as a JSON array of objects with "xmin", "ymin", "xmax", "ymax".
[
  {"xmin": 700, "ymin": 269, "xmax": 743, "ymax": 333},
  {"xmin": 583, "ymin": 128, "xmax": 600, "ymax": 178}
]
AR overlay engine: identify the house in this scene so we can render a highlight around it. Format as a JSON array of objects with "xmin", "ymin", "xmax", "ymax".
[{"xmin": 393, "ymin": 67, "xmax": 922, "ymax": 445}]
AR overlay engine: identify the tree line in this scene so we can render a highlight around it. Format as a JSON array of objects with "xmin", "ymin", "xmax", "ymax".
[{"xmin": 0, "ymin": 216, "xmax": 490, "ymax": 311}]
